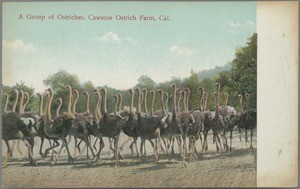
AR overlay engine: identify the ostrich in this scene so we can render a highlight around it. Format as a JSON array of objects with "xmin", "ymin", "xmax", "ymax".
[
  {"xmin": 36, "ymin": 92, "xmax": 60, "ymax": 158},
  {"xmin": 92, "ymin": 87, "xmax": 125, "ymax": 167},
  {"xmin": 2, "ymin": 111, "xmax": 39, "ymax": 167},
  {"xmin": 178, "ymin": 87, "xmax": 195, "ymax": 165},
  {"xmin": 44, "ymin": 88, "xmax": 76, "ymax": 165},
  {"xmin": 168, "ymin": 83, "xmax": 184, "ymax": 162},
  {"xmin": 119, "ymin": 89, "xmax": 139, "ymax": 158},
  {"xmin": 211, "ymin": 82, "xmax": 226, "ymax": 157},
  {"xmin": 237, "ymin": 94, "xmax": 245, "ymax": 142},
  {"xmin": 135, "ymin": 87, "xmax": 164, "ymax": 163},
  {"xmin": 70, "ymin": 90, "xmax": 96, "ymax": 159},
  {"xmin": 201, "ymin": 91, "xmax": 214, "ymax": 152},
  {"xmin": 17, "ymin": 90, "xmax": 41, "ymax": 159},
  {"xmin": 188, "ymin": 87, "xmax": 205, "ymax": 161},
  {"xmin": 244, "ymin": 93, "xmax": 257, "ymax": 149},
  {"xmin": 220, "ymin": 92, "xmax": 237, "ymax": 152}
]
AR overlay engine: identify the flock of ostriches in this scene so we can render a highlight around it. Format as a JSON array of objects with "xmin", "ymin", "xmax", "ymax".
[{"xmin": 2, "ymin": 82, "xmax": 256, "ymax": 168}]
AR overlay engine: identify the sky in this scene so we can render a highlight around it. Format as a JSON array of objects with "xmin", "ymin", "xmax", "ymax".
[{"xmin": 2, "ymin": 2, "xmax": 256, "ymax": 93}]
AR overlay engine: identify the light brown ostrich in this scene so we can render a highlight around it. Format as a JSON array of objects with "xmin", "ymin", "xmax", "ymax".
[
  {"xmin": 211, "ymin": 82, "xmax": 226, "ymax": 158},
  {"xmin": 36, "ymin": 92, "xmax": 60, "ymax": 159},
  {"xmin": 219, "ymin": 92, "xmax": 237, "ymax": 152}
]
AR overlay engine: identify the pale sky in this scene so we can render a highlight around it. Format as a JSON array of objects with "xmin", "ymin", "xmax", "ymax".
[{"xmin": 2, "ymin": 2, "xmax": 256, "ymax": 93}]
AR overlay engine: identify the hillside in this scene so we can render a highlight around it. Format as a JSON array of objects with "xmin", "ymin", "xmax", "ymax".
[{"xmin": 197, "ymin": 61, "xmax": 232, "ymax": 81}]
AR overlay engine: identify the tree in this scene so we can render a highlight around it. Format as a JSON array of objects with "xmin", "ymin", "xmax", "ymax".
[{"xmin": 231, "ymin": 33, "xmax": 257, "ymax": 109}]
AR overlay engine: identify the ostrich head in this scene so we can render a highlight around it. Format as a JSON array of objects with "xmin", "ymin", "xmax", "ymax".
[
  {"xmin": 82, "ymin": 91, "xmax": 88, "ymax": 96},
  {"xmin": 128, "ymin": 88, "xmax": 134, "ymax": 94},
  {"xmin": 142, "ymin": 88, "xmax": 147, "ymax": 94},
  {"xmin": 215, "ymin": 82, "xmax": 221, "ymax": 91},
  {"xmin": 238, "ymin": 94, "xmax": 242, "ymax": 99},
  {"xmin": 10, "ymin": 89, "xmax": 18, "ymax": 94},
  {"xmin": 112, "ymin": 94, "xmax": 118, "ymax": 99},
  {"xmin": 164, "ymin": 91, "xmax": 168, "ymax": 98},
  {"xmin": 198, "ymin": 87, "xmax": 204, "ymax": 92},
  {"xmin": 150, "ymin": 90, "xmax": 155, "ymax": 94},
  {"xmin": 64, "ymin": 85, "xmax": 72, "ymax": 90},
  {"xmin": 157, "ymin": 88, "xmax": 163, "ymax": 95},
  {"xmin": 170, "ymin": 83, "xmax": 176, "ymax": 89},
  {"xmin": 73, "ymin": 89, "xmax": 79, "ymax": 96},
  {"xmin": 56, "ymin": 98, "xmax": 62, "ymax": 104}
]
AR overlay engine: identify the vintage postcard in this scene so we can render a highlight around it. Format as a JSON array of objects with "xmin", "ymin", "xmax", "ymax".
[{"xmin": 1, "ymin": 1, "xmax": 298, "ymax": 188}]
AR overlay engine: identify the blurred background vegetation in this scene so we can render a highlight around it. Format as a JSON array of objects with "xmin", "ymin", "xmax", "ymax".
[{"xmin": 2, "ymin": 33, "xmax": 257, "ymax": 115}]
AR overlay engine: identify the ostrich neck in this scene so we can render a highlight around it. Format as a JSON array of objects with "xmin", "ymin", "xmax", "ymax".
[
  {"xmin": 199, "ymin": 90, "xmax": 203, "ymax": 111},
  {"xmin": 12, "ymin": 91, "xmax": 19, "ymax": 112},
  {"xmin": 151, "ymin": 92, "xmax": 155, "ymax": 116},
  {"xmin": 137, "ymin": 90, "xmax": 141, "ymax": 114},
  {"xmin": 72, "ymin": 91, "xmax": 78, "ymax": 114},
  {"xmin": 183, "ymin": 92, "xmax": 187, "ymax": 112},
  {"xmin": 177, "ymin": 96, "xmax": 181, "ymax": 114},
  {"xmin": 47, "ymin": 91, "xmax": 53, "ymax": 121},
  {"xmin": 172, "ymin": 86, "xmax": 177, "ymax": 115},
  {"xmin": 215, "ymin": 90, "xmax": 220, "ymax": 118},
  {"xmin": 4, "ymin": 95, "xmax": 9, "ymax": 113},
  {"xmin": 56, "ymin": 100, "xmax": 62, "ymax": 118},
  {"xmin": 239, "ymin": 97, "xmax": 243, "ymax": 114},
  {"xmin": 246, "ymin": 96, "xmax": 250, "ymax": 113},
  {"xmin": 67, "ymin": 87, "xmax": 72, "ymax": 113},
  {"xmin": 186, "ymin": 90, "xmax": 190, "ymax": 111},
  {"xmin": 22, "ymin": 93, "xmax": 29, "ymax": 113},
  {"xmin": 161, "ymin": 93, "xmax": 165, "ymax": 115},
  {"xmin": 130, "ymin": 91, "xmax": 134, "ymax": 114},
  {"xmin": 204, "ymin": 94, "xmax": 208, "ymax": 112},
  {"xmin": 19, "ymin": 92, "xmax": 24, "ymax": 114},
  {"xmin": 97, "ymin": 94, "xmax": 102, "ymax": 119},
  {"xmin": 114, "ymin": 96, "xmax": 118, "ymax": 116},
  {"xmin": 85, "ymin": 93, "xmax": 90, "ymax": 114},
  {"xmin": 103, "ymin": 89, "xmax": 108, "ymax": 114},
  {"xmin": 144, "ymin": 92, "xmax": 148, "ymax": 115},
  {"xmin": 224, "ymin": 94, "xmax": 228, "ymax": 106},
  {"xmin": 119, "ymin": 94, "xmax": 122, "ymax": 112},
  {"xmin": 38, "ymin": 95, "xmax": 43, "ymax": 116},
  {"xmin": 165, "ymin": 94, "xmax": 169, "ymax": 113}
]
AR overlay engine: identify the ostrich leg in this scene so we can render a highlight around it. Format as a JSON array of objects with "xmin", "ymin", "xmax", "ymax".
[
  {"xmin": 230, "ymin": 130, "xmax": 233, "ymax": 152},
  {"xmin": 39, "ymin": 137, "xmax": 45, "ymax": 157},
  {"xmin": 92, "ymin": 137, "xmax": 105, "ymax": 163},
  {"xmin": 250, "ymin": 129, "xmax": 254, "ymax": 149},
  {"xmin": 114, "ymin": 135, "xmax": 120, "ymax": 167},
  {"xmin": 2, "ymin": 140, "xmax": 12, "ymax": 168},
  {"xmin": 16, "ymin": 140, "xmax": 23, "ymax": 156}
]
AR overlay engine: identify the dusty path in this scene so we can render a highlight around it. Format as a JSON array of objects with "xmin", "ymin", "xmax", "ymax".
[{"xmin": 2, "ymin": 130, "xmax": 256, "ymax": 188}]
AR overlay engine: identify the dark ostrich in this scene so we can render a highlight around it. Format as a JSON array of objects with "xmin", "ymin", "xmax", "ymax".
[{"xmin": 92, "ymin": 87, "xmax": 125, "ymax": 167}]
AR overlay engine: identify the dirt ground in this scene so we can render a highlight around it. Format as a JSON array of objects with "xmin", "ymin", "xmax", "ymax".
[{"xmin": 2, "ymin": 129, "xmax": 256, "ymax": 188}]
